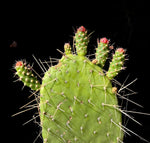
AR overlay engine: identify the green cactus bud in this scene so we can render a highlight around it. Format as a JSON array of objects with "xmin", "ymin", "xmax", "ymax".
[
  {"xmin": 64, "ymin": 43, "xmax": 72, "ymax": 55},
  {"xmin": 75, "ymin": 26, "xmax": 89, "ymax": 56},
  {"xmin": 15, "ymin": 61, "xmax": 41, "ymax": 91},
  {"xmin": 106, "ymin": 48, "xmax": 125, "ymax": 79},
  {"xmin": 96, "ymin": 37, "xmax": 109, "ymax": 67}
]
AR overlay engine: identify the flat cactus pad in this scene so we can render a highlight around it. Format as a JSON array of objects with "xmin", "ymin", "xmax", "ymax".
[{"xmin": 40, "ymin": 54, "xmax": 123, "ymax": 143}]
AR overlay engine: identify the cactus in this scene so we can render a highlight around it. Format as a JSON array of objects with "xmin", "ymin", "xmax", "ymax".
[
  {"xmin": 13, "ymin": 26, "xmax": 149, "ymax": 143},
  {"xmin": 95, "ymin": 37, "xmax": 109, "ymax": 68},
  {"xmin": 106, "ymin": 48, "xmax": 125, "ymax": 80},
  {"xmin": 15, "ymin": 61, "xmax": 40, "ymax": 91}
]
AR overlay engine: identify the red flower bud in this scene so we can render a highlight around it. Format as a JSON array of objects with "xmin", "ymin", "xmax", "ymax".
[
  {"xmin": 16, "ymin": 61, "xmax": 23, "ymax": 67},
  {"xmin": 100, "ymin": 37, "xmax": 109, "ymax": 44},
  {"xmin": 77, "ymin": 26, "xmax": 86, "ymax": 32},
  {"xmin": 116, "ymin": 48, "xmax": 125, "ymax": 53}
]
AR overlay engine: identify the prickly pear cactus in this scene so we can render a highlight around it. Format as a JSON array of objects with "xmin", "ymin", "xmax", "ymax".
[{"xmin": 14, "ymin": 26, "xmax": 127, "ymax": 143}]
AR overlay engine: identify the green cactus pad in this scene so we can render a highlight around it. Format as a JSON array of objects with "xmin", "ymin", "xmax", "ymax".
[
  {"xmin": 40, "ymin": 54, "xmax": 123, "ymax": 143},
  {"xmin": 15, "ymin": 61, "xmax": 40, "ymax": 91}
]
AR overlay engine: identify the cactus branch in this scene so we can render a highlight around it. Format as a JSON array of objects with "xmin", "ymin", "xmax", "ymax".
[
  {"xmin": 15, "ymin": 61, "xmax": 41, "ymax": 91},
  {"xmin": 106, "ymin": 48, "xmax": 125, "ymax": 79},
  {"xmin": 95, "ymin": 37, "xmax": 109, "ymax": 67},
  {"xmin": 75, "ymin": 26, "xmax": 89, "ymax": 56}
]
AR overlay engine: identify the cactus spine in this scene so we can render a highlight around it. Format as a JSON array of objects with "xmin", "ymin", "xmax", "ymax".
[{"xmin": 13, "ymin": 26, "xmax": 148, "ymax": 143}]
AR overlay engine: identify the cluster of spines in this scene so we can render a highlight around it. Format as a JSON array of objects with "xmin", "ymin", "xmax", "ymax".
[
  {"xmin": 15, "ymin": 61, "xmax": 40, "ymax": 91},
  {"xmin": 74, "ymin": 26, "xmax": 89, "ymax": 56}
]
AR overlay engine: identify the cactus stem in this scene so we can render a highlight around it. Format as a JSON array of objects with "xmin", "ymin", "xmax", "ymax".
[
  {"xmin": 96, "ymin": 37, "xmax": 109, "ymax": 67},
  {"xmin": 75, "ymin": 26, "xmax": 89, "ymax": 56},
  {"xmin": 106, "ymin": 48, "xmax": 126, "ymax": 79},
  {"xmin": 15, "ymin": 60, "xmax": 41, "ymax": 91}
]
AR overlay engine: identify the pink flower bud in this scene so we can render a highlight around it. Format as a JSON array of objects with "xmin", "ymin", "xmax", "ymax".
[
  {"xmin": 116, "ymin": 48, "xmax": 125, "ymax": 53},
  {"xmin": 77, "ymin": 26, "xmax": 86, "ymax": 32},
  {"xmin": 100, "ymin": 37, "xmax": 109, "ymax": 44},
  {"xmin": 16, "ymin": 61, "xmax": 23, "ymax": 67}
]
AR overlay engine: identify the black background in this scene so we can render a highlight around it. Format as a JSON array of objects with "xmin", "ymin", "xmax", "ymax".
[{"xmin": 7, "ymin": 1, "xmax": 150, "ymax": 143}]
